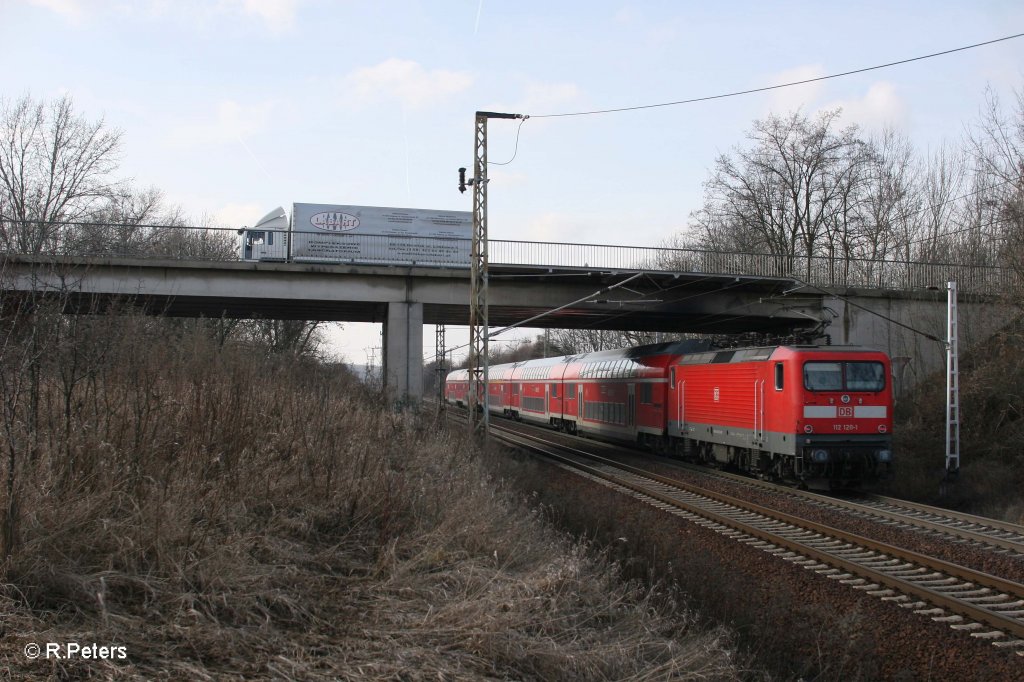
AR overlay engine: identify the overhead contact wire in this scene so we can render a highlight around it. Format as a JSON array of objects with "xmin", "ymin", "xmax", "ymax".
[{"xmin": 530, "ymin": 33, "xmax": 1024, "ymax": 119}]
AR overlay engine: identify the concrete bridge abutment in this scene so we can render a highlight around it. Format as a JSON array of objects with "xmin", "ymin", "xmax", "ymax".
[{"xmin": 825, "ymin": 289, "xmax": 1017, "ymax": 400}]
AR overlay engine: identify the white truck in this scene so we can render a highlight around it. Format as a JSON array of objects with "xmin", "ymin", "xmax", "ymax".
[{"xmin": 238, "ymin": 203, "xmax": 472, "ymax": 267}]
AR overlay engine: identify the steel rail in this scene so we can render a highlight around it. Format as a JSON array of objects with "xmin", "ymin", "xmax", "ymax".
[
  {"xmin": 490, "ymin": 412, "xmax": 1024, "ymax": 554},
  {"xmin": 490, "ymin": 425, "xmax": 1024, "ymax": 644},
  {"xmin": 649, "ymin": 455, "xmax": 1024, "ymax": 554},
  {"xmin": 445, "ymin": 403, "xmax": 1024, "ymax": 554},
  {"xmin": 860, "ymin": 494, "xmax": 1024, "ymax": 537}
]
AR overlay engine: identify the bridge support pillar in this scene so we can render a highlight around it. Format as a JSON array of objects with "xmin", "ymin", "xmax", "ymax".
[{"xmin": 383, "ymin": 301, "xmax": 423, "ymax": 403}]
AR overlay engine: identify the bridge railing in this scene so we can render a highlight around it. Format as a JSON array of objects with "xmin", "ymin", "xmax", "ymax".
[
  {"xmin": 489, "ymin": 239, "xmax": 1017, "ymax": 293},
  {"xmin": 0, "ymin": 219, "xmax": 239, "ymax": 262},
  {"xmin": 0, "ymin": 218, "xmax": 1016, "ymax": 294}
]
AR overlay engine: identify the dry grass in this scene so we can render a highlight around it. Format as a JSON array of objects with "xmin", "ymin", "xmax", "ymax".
[
  {"xmin": 490, "ymin": 448, "xmax": 881, "ymax": 682},
  {"xmin": 0, "ymin": 311, "xmax": 740, "ymax": 680}
]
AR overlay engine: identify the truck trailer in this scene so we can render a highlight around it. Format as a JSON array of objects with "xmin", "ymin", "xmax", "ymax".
[{"xmin": 238, "ymin": 203, "xmax": 472, "ymax": 267}]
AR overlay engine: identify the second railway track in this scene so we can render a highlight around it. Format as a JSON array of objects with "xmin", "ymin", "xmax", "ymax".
[
  {"xmin": 469, "ymin": 406, "xmax": 1024, "ymax": 558},
  {"xmin": 465, "ymin": 412, "xmax": 1024, "ymax": 655}
]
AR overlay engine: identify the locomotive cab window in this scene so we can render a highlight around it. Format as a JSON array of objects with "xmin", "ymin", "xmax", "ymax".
[
  {"xmin": 804, "ymin": 362, "xmax": 842, "ymax": 391},
  {"xmin": 774, "ymin": 362, "xmax": 784, "ymax": 390},
  {"xmin": 803, "ymin": 361, "xmax": 885, "ymax": 392},
  {"xmin": 845, "ymin": 362, "xmax": 886, "ymax": 391}
]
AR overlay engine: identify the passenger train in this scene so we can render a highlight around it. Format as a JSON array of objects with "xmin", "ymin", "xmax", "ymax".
[{"xmin": 445, "ymin": 341, "xmax": 893, "ymax": 489}]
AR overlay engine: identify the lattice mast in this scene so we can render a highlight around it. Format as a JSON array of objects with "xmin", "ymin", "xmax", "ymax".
[
  {"xmin": 435, "ymin": 324, "xmax": 446, "ymax": 408},
  {"xmin": 464, "ymin": 111, "xmax": 523, "ymax": 439},
  {"xmin": 945, "ymin": 280, "xmax": 960, "ymax": 476}
]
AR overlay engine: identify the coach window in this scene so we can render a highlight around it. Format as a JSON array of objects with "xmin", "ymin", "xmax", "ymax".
[
  {"xmin": 551, "ymin": 383, "xmax": 558, "ymax": 398},
  {"xmin": 774, "ymin": 362, "xmax": 784, "ymax": 390}
]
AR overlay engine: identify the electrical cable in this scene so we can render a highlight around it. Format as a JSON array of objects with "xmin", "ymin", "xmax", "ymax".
[
  {"xmin": 488, "ymin": 116, "xmax": 527, "ymax": 166},
  {"xmin": 787, "ymin": 275, "xmax": 946, "ymax": 343},
  {"xmin": 422, "ymin": 271, "xmax": 647, "ymax": 360},
  {"xmin": 529, "ymin": 33, "xmax": 1024, "ymax": 119}
]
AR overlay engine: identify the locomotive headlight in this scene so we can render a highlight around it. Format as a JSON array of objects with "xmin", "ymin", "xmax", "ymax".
[
  {"xmin": 878, "ymin": 449, "xmax": 892, "ymax": 463},
  {"xmin": 811, "ymin": 449, "xmax": 829, "ymax": 463}
]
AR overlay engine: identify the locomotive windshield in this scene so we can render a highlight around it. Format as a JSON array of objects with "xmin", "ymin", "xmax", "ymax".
[{"xmin": 803, "ymin": 361, "xmax": 885, "ymax": 392}]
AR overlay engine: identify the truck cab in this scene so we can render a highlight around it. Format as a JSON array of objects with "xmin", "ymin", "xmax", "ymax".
[{"xmin": 238, "ymin": 206, "xmax": 289, "ymax": 261}]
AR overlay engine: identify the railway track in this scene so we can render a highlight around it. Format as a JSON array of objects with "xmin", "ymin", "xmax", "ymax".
[
  {"xmin": 456, "ymin": 406, "xmax": 1024, "ymax": 558},
  {"xmin": 452, "ymin": 410, "xmax": 1024, "ymax": 654},
  {"xmin": 646, "ymin": 453, "xmax": 1024, "ymax": 556}
]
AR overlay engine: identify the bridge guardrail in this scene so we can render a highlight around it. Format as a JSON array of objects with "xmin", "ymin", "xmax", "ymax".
[{"xmin": 0, "ymin": 219, "xmax": 1017, "ymax": 295}]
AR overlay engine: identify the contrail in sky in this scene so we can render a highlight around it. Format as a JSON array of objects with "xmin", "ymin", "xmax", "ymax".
[
  {"xmin": 403, "ymin": 107, "xmax": 412, "ymax": 202},
  {"xmin": 474, "ymin": 0, "xmax": 484, "ymax": 35}
]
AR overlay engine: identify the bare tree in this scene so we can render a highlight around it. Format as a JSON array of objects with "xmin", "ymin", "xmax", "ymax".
[
  {"xmin": 967, "ymin": 86, "xmax": 1024, "ymax": 279},
  {"xmin": 849, "ymin": 129, "xmax": 921, "ymax": 286},
  {"xmin": 692, "ymin": 109, "xmax": 866, "ymax": 279},
  {"xmin": 243, "ymin": 319, "xmax": 328, "ymax": 358},
  {"xmin": 915, "ymin": 143, "xmax": 967, "ymax": 263},
  {"xmin": 546, "ymin": 328, "xmax": 680, "ymax": 355},
  {"xmin": 0, "ymin": 94, "xmax": 122, "ymax": 254}
]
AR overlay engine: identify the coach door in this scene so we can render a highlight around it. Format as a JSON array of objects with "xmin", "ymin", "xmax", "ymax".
[{"xmin": 628, "ymin": 384, "xmax": 635, "ymax": 429}]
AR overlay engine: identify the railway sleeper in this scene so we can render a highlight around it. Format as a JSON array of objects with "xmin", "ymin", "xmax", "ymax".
[{"xmin": 967, "ymin": 630, "xmax": 1007, "ymax": 639}]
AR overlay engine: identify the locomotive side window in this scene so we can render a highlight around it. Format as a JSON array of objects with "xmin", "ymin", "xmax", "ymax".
[
  {"xmin": 803, "ymin": 362, "xmax": 843, "ymax": 391},
  {"xmin": 845, "ymin": 362, "xmax": 885, "ymax": 391},
  {"xmin": 774, "ymin": 362, "xmax": 784, "ymax": 390}
]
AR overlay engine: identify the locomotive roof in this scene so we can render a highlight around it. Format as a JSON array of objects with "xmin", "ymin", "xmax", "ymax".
[{"xmin": 677, "ymin": 344, "xmax": 885, "ymax": 365}]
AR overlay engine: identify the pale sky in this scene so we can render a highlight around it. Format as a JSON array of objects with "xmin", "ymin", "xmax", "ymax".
[{"xmin": 3, "ymin": 1, "xmax": 1023, "ymax": 365}]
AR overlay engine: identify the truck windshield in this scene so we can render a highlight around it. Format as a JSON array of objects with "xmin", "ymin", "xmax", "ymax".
[{"xmin": 803, "ymin": 361, "xmax": 885, "ymax": 392}]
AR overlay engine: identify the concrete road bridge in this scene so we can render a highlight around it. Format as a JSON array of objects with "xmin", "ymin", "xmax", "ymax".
[{"xmin": 2, "ymin": 233, "xmax": 1018, "ymax": 400}]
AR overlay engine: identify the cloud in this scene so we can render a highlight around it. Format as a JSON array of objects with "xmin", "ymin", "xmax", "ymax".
[
  {"xmin": 487, "ymin": 169, "xmax": 528, "ymax": 188},
  {"xmin": 223, "ymin": 0, "xmax": 299, "ymax": 30},
  {"xmin": 483, "ymin": 80, "xmax": 585, "ymax": 134},
  {"xmin": 25, "ymin": 0, "xmax": 301, "ymax": 32},
  {"xmin": 27, "ymin": 0, "xmax": 85, "ymax": 23},
  {"xmin": 762, "ymin": 64, "xmax": 827, "ymax": 115},
  {"xmin": 510, "ymin": 81, "xmax": 584, "ymax": 117},
  {"xmin": 826, "ymin": 81, "xmax": 906, "ymax": 131},
  {"xmin": 214, "ymin": 202, "xmax": 268, "ymax": 228},
  {"xmin": 343, "ymin": 59, "xmax": 474, "ymax": 109},
  {"xmin": 613, "ymin": 6, "xmax": 638, "ymax": 24},
  {"xmin": 515, "ymin": 212, "xmax": 582, "ymax": 242},
  {"xmin": 759, "ymin": 64, "xmax": 906, "ymax": 131},
  {"xmin": 166, "ymin": 98, "xmax": 277, "ymax": 149}
]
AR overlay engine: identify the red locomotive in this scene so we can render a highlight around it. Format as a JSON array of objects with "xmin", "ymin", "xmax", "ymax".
[{"xmin": 445, "ymin": 341, "xmax": 893, "ymax": 489}]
